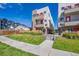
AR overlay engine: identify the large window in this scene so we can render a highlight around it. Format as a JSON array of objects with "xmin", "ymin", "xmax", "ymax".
[
  {"xmin": 60, "ymin": 18, "xmax": 64, "ymax": 22},
  {"xmin": 45, "ymin": 24, "xmax": 47, "ymax": 26},
  {"xmin": 40, "ymin": 20, "xmax": 43, "ymax": 24},
  {"xmin": 44, "ymin": 11, "xmax": 46, "ymax": 14},
  {"xmin": 66, "ymin": 16, "xmax": 71, "ymax": 22},
  {"xmin": 36, "ymin": 19, "xmax": 39, "ymax": 25},
  {"xmin": 67, "ymin": 27, "xmax": 72, "ymax": 32},
  {"xmin": 44, "ymin": 19, "xmax": 47, "ymax": 22},
  {"xmin": 40, "ymin": 12, "xmax": 43, "ymax": 15},
  {"xmin": 33, "ymin": 14, "xmax": 38, "ymax": 17}
]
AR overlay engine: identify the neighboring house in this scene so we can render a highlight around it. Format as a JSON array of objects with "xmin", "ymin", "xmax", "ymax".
[
  {"xmin": 15, "ymin": 25, "xmax": 30, "ymax": 32},
  {"xmin": 32, "ymin": 6, "xmax": 54, "ymax": 34},
  {"xmin": 58, "ymin": 3, "xmax": 79, "ymax": 34}
]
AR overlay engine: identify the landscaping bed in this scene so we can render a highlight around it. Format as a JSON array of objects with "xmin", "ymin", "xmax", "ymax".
[
  {"xmin": 53, "ymin": 37, "xmax": 79, "ymax": 54},
  {"xmin": 0, "ymin": 42, "xmax": 35, "ymax": 56},
  {"xmin": 7, "ymin": 32, "xmax": 45, "ymax": 45}
]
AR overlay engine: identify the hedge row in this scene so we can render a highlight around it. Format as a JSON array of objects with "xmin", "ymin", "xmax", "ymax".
[{"xmin": 62, "ymin": 32, "xmax": 79, "ymax": 39}]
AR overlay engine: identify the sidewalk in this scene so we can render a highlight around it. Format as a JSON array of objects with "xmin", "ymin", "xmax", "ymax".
[{"xmin": 0, "ymin": 36, "xmax": 79, "ymax": 56}]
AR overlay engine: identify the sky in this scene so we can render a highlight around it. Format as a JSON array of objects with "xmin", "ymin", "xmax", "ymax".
[{"xmin": 0, "ymin": 3, "xmax": 58, "ymax": 29}]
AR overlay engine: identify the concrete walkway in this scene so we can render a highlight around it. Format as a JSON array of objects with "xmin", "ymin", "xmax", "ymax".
[{"xmin": 0, "ymin": 35, "xmax": 79, "ymax": 56}]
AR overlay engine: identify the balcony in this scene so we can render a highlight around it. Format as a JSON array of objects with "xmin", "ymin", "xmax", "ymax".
[
  {"xmin": 65, "ymin": 20, "xmax": 79, "ymax": 26},
  {"xmin": 58, "ymin": 22, "xmax": 65, "ymax": 27},
  {"xmin": 64, "ymin": 7, "xmax": 79, "ymax": 15},
  {"xmin": 35, "ymin": 24, "xmax": 43, "ymax": 27}
]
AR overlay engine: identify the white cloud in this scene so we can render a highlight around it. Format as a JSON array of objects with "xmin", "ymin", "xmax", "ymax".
[
  {"xmin": 0, "ymin": 3, "xmax": 13, "ymax": 9},
  {"xmin": 0, "ymin": 4, "xmax": 5, "ymax": 9},
  {"xmin": 8, "ymin": 5, "xmax": 13, "ymax": 8},
  {"xmin": 18, "ymin": 3, "xmax": 23, "ymax": 10}
]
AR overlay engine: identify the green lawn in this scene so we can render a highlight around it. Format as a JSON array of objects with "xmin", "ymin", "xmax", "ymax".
[
  {"xmin": 53, "ymin": 37, "xmax": 79, "ymax": 54},
  {"xmin": 7, "ymin": 34, "xmax": 45, "ymax": 45},
  {"xmin": 0, "ymin": 42, "xmax": 35, "ymax": 56}
]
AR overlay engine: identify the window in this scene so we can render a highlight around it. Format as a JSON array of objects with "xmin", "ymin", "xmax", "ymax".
[
  {"xmin": 62, "ymin": 27, "xmax": 65, "ymax": 31},
  {"xmin": 60, "ymin": 17, "xmax": 64, "ymax": 22},
  {"xmin": 75, "ymin": 3, "xmax": 79, "ymax": 7},
  {"xmin": 36, "ymin": 19, "xmax": 39, "ymax": 25},
  {"xmin": 61, "ymin": 7, "xmax": 65, "ymax": 10},
  {"xmin": 60, "ymin": 24, "xmax": 64, "ymax": 27},
  {"xmin": 33, "ymin": 14, "xmax": 39, "ymax": 17},
  {"xmin": 40, "ymin": 12, "xmax": 43, "ymax": 15},
  {"xmin": 40, "ymin": 20, "xmax": 43, "ymax": 24},
  {"xmin": 33, "ymin": 14, "xmax": 37, "ymax": 17},
  {"xmin": 67, "ymin": 27, "xmax": 72, "ymax": 32},
  {"xmin": 60, "ymin": 18, "xmax": 63, "ymax": 21},
  {"xmin": 44, "ymin": 20, "xmax": 47, "ymax": 22},
  {"xmin": 66, "ymin": 16, "xmax": 71, "ymax": 22},
  {"xmin": 67, "ymin": 6, "xmax": 72, "ymax": 9},
  {"xmin": 44, "ymin": 11, "xmax": 46, "ymax": 14},
  {"xmin": 45, "ymin": 24, "xmax": 47, "ymax": 26}
]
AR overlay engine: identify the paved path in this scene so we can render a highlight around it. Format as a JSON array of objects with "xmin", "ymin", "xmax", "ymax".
[{"xmin": 0, "ymin": 35, "xmax": 79, "ymax": 56}]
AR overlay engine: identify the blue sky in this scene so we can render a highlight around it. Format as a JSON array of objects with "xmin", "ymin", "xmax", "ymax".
[{"xmin": 0, "ymin": 3, "xmax": 58, "ymax": 29}]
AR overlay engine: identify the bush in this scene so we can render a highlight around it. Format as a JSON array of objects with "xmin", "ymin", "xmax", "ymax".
[{"xmin": 62, "ymin": 32, "xmax": 79, "ymax": 39}]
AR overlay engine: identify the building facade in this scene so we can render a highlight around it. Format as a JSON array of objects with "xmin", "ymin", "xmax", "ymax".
[
  {"xmin": 58, "ymin": 3, "xmax": 79, "ymax": 34},
  {"xmin": 32, "ymin": 6, "xmax": 54, "ymax": 33}
]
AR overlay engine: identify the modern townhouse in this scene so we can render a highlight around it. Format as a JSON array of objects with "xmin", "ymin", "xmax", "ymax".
[
  {"xmin": 32, "ymin": 6, "xmax": 54, "ymax": 34},
  {"xmin": 58, "ymin": 3, "xmax": 79, "ymax": 34}
]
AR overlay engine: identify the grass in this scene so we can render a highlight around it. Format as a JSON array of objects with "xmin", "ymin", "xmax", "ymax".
[
  {"xmin": 7, "ymin": 33, "xmax": 45, "ymax": 45},
  {"xmin": 53, "ymin": 37, "xmax": 79, "ymax": 54},
  {"xmin": 0, "ymin": 42, "xmax": 35, "ymax": 56},
  {"xmin": 22, "ymin": 31, "xmax": 42, "ymax": 35}
]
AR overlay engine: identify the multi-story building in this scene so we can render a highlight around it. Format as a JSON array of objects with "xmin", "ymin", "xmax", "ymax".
[
  {"xmin": 58, "ymin": 3, "xmax": 79, "ymax": 34},
  {"xmin": 32, "ymin": 6, "xmax": 54, "ymax": 33}
]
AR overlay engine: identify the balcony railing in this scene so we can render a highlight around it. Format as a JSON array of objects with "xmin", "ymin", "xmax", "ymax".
[
  {"xmin": 35, "ymin": 24, "xmax": 43, "ymax": 27},
  {"xmin": 64, "ymin": 6, "xmax": 79, "ymax": 14},
  {"xmin": 65, "ymin": 20, "xmax": 79, "ymax": 26},
  {"xmin": 58, "ymin": 22, "xmax": 65, "ymax": 27},
  {"xmin": 59, "ymin": 20, "xmax": 79, "ymax": 27}
]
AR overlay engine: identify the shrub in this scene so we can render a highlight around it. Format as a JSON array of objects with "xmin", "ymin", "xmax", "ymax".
[{"xmin": 62, "ymin": 32, "xmax": 79, "ymax": 39}]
